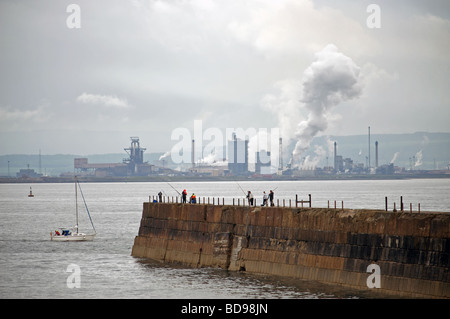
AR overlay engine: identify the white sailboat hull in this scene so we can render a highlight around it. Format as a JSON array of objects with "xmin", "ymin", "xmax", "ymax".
[
  {"xmin": 51, "ymin": 232, "xmax": 96, "ymax": 241},
  {"xmin": 50, "ymin": 177, "xmax": 97, "ymax": 242}
]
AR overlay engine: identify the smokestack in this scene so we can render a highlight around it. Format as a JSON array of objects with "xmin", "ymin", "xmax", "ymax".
[
  {"xmin": 375, "ymin": 141, "xmax": 379, "ymax": 168},
  {"xmin": 368, "ymin": 126, "xmax": 371, "ymax": 169},
  {"xmin": 334, "ymin": 141, "xmax": 337, "ymax": 172},
  {"xmin": 192, "ymin": 139, "xmax": 195, "ymax": 168},
  {"xmin": 39, "ymin": 149, "xmax": 42, "ymax": 175},
  {"xmin": 279, "ymin": 137, "xmax": 283, "ymax": 170}
]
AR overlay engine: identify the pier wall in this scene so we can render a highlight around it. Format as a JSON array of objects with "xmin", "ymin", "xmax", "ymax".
[{"xmin": 131, "ymin": 203, "xmax": 450, "ymax": 298}]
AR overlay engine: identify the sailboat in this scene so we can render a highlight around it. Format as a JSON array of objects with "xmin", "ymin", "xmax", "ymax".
[{"xmin": 50, "ymin": 176, "xmax": 96, "ymax": 241}]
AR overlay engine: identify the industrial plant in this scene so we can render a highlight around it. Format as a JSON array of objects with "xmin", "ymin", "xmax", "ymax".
[
  {"xmin": 182, "ymin": 128, "xmax": 449, "ymax": 179},
  {"xmin": 3, "ymin": 129, "xmax": 449, "ymax": 181},
  {"xmin": 184, "ymin": 128, "xmax": 400, "ymax": 178},
  {"xmin": 74, "ymin": 137, "xmax": 175, "ymax": 177}
]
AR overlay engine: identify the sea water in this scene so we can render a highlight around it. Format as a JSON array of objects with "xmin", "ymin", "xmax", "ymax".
[{"xmin": 0, "ymin": 179, "xmax": 449, "ymax": 299}]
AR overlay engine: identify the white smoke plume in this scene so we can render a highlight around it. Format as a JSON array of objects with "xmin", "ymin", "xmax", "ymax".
[
  {"xmin": 198, "ymin": 151, "xmax": 228, "ymax": 166},
  {"xmin": 299, "ymin": 144, "xmax": 327, "ymax": 169},
  {"xmin": 415, "ymin": 150, "xmax": 423, "ymax": 167},
  {"xmin": 291, "ymin": 44, "xmax": 363, "ymax": 164},
  {"xmin": 159, "ymin": 151, "xmax": 171, "ymax": 161},
  {"xmin": 390, "ymin": 152, "xmax": 400, "ymax": 164}
]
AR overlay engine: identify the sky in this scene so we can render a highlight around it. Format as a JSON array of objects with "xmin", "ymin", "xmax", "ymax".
[{"xmin": 0, "ymin": 0, "xmax": 449, "ymax": 157}]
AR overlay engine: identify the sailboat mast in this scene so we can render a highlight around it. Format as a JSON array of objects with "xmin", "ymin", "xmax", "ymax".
[{"xmin": 75, "ymin": 176, "xmax": 78, "ymax": 234}]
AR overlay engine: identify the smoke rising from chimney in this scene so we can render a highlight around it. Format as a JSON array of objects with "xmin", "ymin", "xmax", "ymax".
[
  {"xmin": 159, "ymin": 151, "xmax": 171, "ymax": 161},
  {"xmin": 291, "ymin": 44, "xmax": 363, "ymax": 164},
  {"xmin": 415, "ymin": 150, "xmax": 423, "ymax": 167},
  {"xmin": 390, "ymin": 152, "xmax": 400, "ymax": 164}
]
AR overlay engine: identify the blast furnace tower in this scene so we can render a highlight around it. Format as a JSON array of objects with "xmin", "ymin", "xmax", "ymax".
[{"xmin": 124, "ymin": 137, "xmax": 147, "ymax": 173}]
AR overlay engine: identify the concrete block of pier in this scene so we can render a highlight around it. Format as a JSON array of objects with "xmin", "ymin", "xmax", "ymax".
[{"xmin": 132, "ymin": 202, "xmax": 450, "ymax": 298}]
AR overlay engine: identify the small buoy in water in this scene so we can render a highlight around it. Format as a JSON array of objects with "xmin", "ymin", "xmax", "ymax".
[{"xmin": 28, "ymin": 186, "xmax": 34, "ymax": 197}]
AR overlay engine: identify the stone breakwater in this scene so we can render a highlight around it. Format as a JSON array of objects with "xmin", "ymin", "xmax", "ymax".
[{"xmin": 131, "ymin": 203, "xmax": 450, "ymax": 298}]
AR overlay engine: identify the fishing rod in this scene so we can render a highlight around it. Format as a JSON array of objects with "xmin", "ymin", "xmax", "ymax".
[
  {"xmin": 167, "ymin": 182, "xmax": 181, "ymax": 196},
  {"xmin": 159, "ymin": 189, "xmax": 168, "ymax": 197},
  {"xmin": 235, "ymin": 181, "xmax": 247, "ymax": 196}
]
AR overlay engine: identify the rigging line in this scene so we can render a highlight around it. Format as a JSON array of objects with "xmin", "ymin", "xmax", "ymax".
[{"xmin": 77, "ymin": 180, "xmax": 96, "ymax": 233}]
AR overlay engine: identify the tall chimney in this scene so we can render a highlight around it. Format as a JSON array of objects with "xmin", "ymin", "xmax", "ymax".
[
  {"xmin": 39, "ymin": 149, "xmax": 42, "ymax": 175},
  {"xmin": 334, "ymin": 141, "xmax": 337, "ymax": 172},
  {"xmin": 192, "ymin": 139, "xmax": 195, "ymax": 168},
  {"xmin": 368, "ymin": 126, "xmax": 371, "ymax": 169},
  {"xmin": 375, "ymin": 141, "xmax": 379, "ymax": 168},
  {"xmin": 279, "ymin": 137, "xmax": 283, "ymax": 170}
]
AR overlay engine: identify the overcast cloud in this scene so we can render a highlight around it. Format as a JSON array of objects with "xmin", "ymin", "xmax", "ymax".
[{"xmin": 0, "ymin": 0, "xmax": 449, "ymax": 155}]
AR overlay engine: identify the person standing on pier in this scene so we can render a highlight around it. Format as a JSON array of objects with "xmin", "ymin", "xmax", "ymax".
[
  {"xmin": 262, "ymin": 191, "xmax": 268, "ymax": 206},
  {"xmin": 158, "ymin": 191, "xmax": 163, "ymax": 203},
  {"xmin": 182, "ymin": 189, "xmax": 187, "ymax": 203},
  {"xmin": 247, "ymin": 191, "xmax": 254, "ymax": 206},
  {"xmin": 269, "ymin": 190, "xmax": 274, "ymax": 206}
]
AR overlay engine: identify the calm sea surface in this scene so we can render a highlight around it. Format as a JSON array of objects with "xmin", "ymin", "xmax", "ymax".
[{"xmin": 1, "ymin": 179, "xmax": 449, "ymax": 299}]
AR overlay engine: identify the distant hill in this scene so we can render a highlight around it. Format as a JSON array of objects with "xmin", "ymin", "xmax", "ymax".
[{"xmin": 1, "ymin": 132, "xmax": 449, "ymax": 176}]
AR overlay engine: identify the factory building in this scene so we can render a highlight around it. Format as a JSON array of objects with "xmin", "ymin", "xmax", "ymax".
[
  {"xmin": 74, "ymin": 137, "xmax": 172, "ymax": 177},
  {"xmin": 376, "ymin": 163, "xmax": 395, "ymax": 175},
  {"xmin": 124, "ymin": 137, "xmax": 145, "ymax": 167},
  {"xmin": 227, "ymin": 133, "xmax": 249, "ymax": 175},
  {"xmin": 188, "ymin": 164, "xmax": 228, "ymax": 177},
  {"xmin": 16, "ymin": 166, "xmax": 43, "ymax": 178}
]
